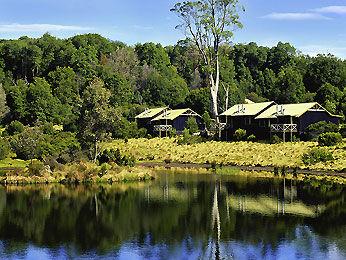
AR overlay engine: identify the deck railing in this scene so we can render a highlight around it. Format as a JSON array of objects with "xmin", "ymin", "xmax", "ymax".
[
  {"xmin": 154, "ymin": 125, "xmax": 173, "ymax": 132},
  {"xmin": 271, "ymin": 124, "xmax": 298, "ymax": 132}
]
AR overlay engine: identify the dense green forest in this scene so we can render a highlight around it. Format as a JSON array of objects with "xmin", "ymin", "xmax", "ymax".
[
  {"xmin": 0, "ymin": 33, "xmax": 345, "ymax": 161},
  {"xmin": 0, "ymin": 33, "xmax": 345, "ymax": 128}
]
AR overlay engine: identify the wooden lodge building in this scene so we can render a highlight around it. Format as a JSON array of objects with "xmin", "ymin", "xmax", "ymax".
[
  {"xmin": 255, "ymin": 102, "xmax": 341, "ymax": 141},
  {"xmin": 136, "ymin": 108, "xmax": 203, "ymax": 136},
  {"xmin": 220, "ymin": 101, "xmax": 341, "ymax": 141},
  {"xmin": 219, "ymin": 101, "xmax": 275, "ymax": 140},
  {"xmin": 136, "ymin": 101, "xmax": 341, "ymax": 140},
  {"xmin": 135, "ymin": 107, "xmax": 169, "ymax": 135}
]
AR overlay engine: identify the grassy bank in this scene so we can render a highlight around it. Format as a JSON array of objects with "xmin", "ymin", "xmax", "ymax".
[
  {"xmin": 0, "ymin": 162, "xmax": 154, "ymax": 184},
  {"xmin": 105, "ymin": 138, "xmax": 346, "ymax": 171}
]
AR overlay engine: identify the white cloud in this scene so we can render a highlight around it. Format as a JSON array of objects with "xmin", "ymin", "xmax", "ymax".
[
  {"xmin": 0, "ymin": 23, "xmax": 92, "ymax": 33},
  {"xmin": 313, "ymin": 6, "xmax": 346, "ymax": 14},
  {"xmin": 261, "ymin": 12, "xmax": 331, "ymax": 21},
  {"xmin": 298, "ymin": 44, "xmax": 346, "ymax": 58}
]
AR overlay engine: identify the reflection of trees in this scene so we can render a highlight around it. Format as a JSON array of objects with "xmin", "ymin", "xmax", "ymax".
[{"xmin": 0, "ymin": 175, "xmax": 344, "ymax": 257}]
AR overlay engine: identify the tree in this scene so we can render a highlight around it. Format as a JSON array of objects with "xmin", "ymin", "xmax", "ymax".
[
  {"xmin": 0, "ymin": 84, "xmax": 9, "ymax": 120},
  {"xmin": 48, "ymin": 67, "xmax": 82, "ymax": 125},
  {"xmin": 171, "ymin": 0, "xmax": 243, "ymax": 119},
  {"xmin": 78, "ymin": 78, "xmax": 120, "ymax": 162},
  {"xmin": 275, "ymin": 66, "xmax": 306, "ymax": 103}
]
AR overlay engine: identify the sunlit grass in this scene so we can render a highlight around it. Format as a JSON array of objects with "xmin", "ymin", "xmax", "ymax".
[{"xmin": 104, "ymin": 138, "xmax": 346, "ymax": 171}]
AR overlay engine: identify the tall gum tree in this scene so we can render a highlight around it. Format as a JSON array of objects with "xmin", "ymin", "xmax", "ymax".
[{"xmin": 171, "ymin": 0, "xmax": 243, "ymax": 119}]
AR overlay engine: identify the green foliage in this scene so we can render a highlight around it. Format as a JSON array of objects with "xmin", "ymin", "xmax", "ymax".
[
  {"xmin": 271, "ymin": 135, "xmax": 282, "ymax": 144},
  {"xmin": 202, "ymin": 111, "xmax": 212, "ymax": 129},
  {"xmin": 98, "ymin": 149, "xmax": 135, "ymax": 167},
  {"xmin": 247, "ymin": 134, "xmax": 256, "ymax": 142},
  {"xmin": 233, "ymin": 129, "xmax": 247, "ymax": 141},
  {"xmin": 6, "ymin": 120, "xmax": 25, "ymax": 135},
  {"xmin": 306, "ymin": 121, "xmax": 339, "ymax": 140},
  {"xmin": 10, "ymin": 126, "xmax": 81, "ymax": 162},
  {"xmin": 27, "ymin": 161, "xmax": 45, "ymax": 176},
  {"xmin": 186, "ymin": 117, "xmax": 199, "ymax": 134},
  {"xmin": 318, "ymin": 132, "xmax": 343, "ymax": 147},
  {"xmin": 177, "ymin": 128, "xmax": 203, "ymax": 145},
  {"xmin": 302, "ymin": 148, "xmax": 334, "ymax": 165},
  {"xmin": 0, "ymin": 138, "xmax": 10, "ymax": 160}
]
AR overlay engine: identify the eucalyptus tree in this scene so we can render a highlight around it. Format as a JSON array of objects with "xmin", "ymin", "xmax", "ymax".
[{"xmin": 171, "ymin": 0, "xmax": 244, "ymax": 119}]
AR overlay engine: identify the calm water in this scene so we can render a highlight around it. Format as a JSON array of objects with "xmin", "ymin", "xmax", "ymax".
[{"xmin": 0, "ymin": 172, "xmax": 345, "ymax": 260}]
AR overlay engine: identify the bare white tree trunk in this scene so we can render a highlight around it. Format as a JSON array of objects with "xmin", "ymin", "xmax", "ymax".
[{"xmin": 210, "ymin": 55, "xmax": 220, "ymax": 120}]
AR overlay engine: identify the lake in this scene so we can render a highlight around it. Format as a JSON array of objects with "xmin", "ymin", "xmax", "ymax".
[{"xmin": 0, "ymin": 172, "xmax": 345, "ymax": 260}]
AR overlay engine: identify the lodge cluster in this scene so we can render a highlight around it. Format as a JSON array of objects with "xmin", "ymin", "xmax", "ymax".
[{"xmin": 135, "ymin": 100, "xmax": 341, "ymax": 141}]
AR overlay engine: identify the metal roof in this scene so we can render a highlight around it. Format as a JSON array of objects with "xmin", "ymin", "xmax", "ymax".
[
  {"xmin": 152, "ymin": 108, "xmax": 200, "ymax": 121},
  {"xmin": 135, "ymin": 107, "xmax": 168, "ymax": 119},
  {"xmin": 220, "ymin": 102, "xmax": 275, "ymax": 117},
  {"xmin": 255, "ymin": 102, "xmax": 340, "ymax": 119}
]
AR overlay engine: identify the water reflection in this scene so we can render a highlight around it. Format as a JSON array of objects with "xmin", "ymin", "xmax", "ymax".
[{"xmin": 0, "ymin": 173, "xmax": 345, "ymax": 259}]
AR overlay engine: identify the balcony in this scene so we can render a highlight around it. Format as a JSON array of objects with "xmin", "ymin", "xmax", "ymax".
[
  {"xmin": 271, "ymin": 124, "xmax": 298, "ymax": 133},
  {"xmin": 154, "ymin": 125, "xmax": 173, "ymax": 132}
]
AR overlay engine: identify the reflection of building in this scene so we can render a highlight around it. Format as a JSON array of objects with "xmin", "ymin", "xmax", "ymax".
[{"xmin": 220, "ymin": 101, "xmax": 341, "ymax": 141}]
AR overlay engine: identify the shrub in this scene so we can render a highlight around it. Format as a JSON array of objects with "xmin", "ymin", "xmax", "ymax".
[
  {"xmin": 247, "ymin": 134, "xmax": 256, "ymax": 142},
  {"xmin": 177, "ymin": 128, "xmax": 203, "ymax": 145},
  {"xmin": 98, "ymin": 149, "xmax": 135, "ymax": 167},
  {"xmin": 233, "ymin": 129, "xmax": 246, "ymax": 141},
  {"xmin": 302, "ymin": 148, "xmax": 334, "ymax": 165},
  {"xmin": 202, "ymin": 111, "xmax": 212, "ymax": 129},
  {"xmin": 10, "ymin": 126, "xmax": 81, "ymax": 161},
  {"xmin": 271, "ymin": 135, "xmax": 282, "ymax": 144},
  {"xmin": 6, "ymin": 121, "xmax": 24, "ymax": 136},
  {"xmin": 0, "ymin": 138, "xmax": 10, "ymax": 160},
  {"xmin": 186, "ymin": 117, "xmax": 199, "ymax": 134},
  {"xmin": 306, "ymin": 122, "xmax": 339, "ymax": 140},
  {"xmin": 27, "ymin": 161, "xmax": 45, "ymax": 176},
  {"xmin": 318, "ymin": 132, "xmax": 343, "ymax": 146},
  {"xmin": 40, "ymin": 122, "xmax": 55, "ymax": 135}
]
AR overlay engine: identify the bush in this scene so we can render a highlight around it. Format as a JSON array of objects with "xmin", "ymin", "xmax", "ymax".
[
  {"xmin": 10, "ymin": 126, "xmax": 81, "ymax": 161},
  {"xmin": 6, "ymin": 121, "xmax": 24, "ymax": 136},
  {"xmin": 177, "ymin": 128, "xmax": 203, "ymax": 145},
  {"xmin": 0, "ymin": 138, "xmax": 10, "ymax": 160},
  {"xmin": 247, "ymin": 134, "xmax": 256, "ymax": 142},
  {"xmin": 233, "ymin": 129, "xmax": 246, "ymax": 141},
  {"xmin": 98, "ymin": 149, "xmax": 135, "ymax": 167},
  {"xmin": 306, "ymin": 122, "xmax": 339, "ymax": 140},
  {"xmin": 271, "ymin": 135, "xmax": 282, "ymax": 144},
  {"xmin": 202, "ymin": 111, "xmax": 212, "ymax": 129},
  {"xmin": 318, "ymin": 132, "xmax": 343, "ymax": 146},
  {"xmin": 302, "ymin": 148, "xmax": 334, "ymax": 165},
  {"xmin": 186, "ymin": 117, "xmax": 199, "ymax": 134},
  {"xmin": 27, "ymin": 161, "xmax": 45, "ymax": 176}
]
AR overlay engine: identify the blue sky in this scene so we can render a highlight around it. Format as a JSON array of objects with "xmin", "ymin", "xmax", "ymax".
[{"xmin": 0, "ymin": 0, "xmax": 346, "ymax": 58}]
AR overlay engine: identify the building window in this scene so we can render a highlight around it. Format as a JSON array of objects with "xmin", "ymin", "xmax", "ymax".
[{"xmin": 244, "ymin": 117, "xmax": 251, "ymax": 125}]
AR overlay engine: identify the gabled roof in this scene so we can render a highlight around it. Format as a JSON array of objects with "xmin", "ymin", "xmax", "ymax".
[
  {"xmin": 152, "ymin": 108, "xmax": 201, "ymax": 121},
  {"xmin": 135, "ymin": 107, "xmax": 168, "ymax": 119},
  {"xmin": 220, "ymin": 102, "xmax": 275, "ymax": 117},
  {"xmin": 255, "ymin": 102, "xmax": 340, "ymax": 119}
]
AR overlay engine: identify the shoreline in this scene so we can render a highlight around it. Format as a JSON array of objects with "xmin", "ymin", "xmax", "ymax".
[{"xmin": 138, "ymin": 161, "xmax": 346, "ymax": 178}]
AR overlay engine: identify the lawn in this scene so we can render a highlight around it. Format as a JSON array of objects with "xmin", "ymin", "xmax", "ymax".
[{"xmin": 104, "ymin": 138, "xmax": 346, "ymax": 171}]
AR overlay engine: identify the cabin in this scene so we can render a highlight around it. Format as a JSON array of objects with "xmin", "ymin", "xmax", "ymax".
[
  {"xmin": 151, "ymin": 108, "xmax": 203, "ymax": 136},
  {"xmin": 219, "ymin": 101, "xmax": 276, "ymax": 140},
  {"xmin": 255, "ymin": 102, "xmax": 342, "ymax": 141},
  {"xmin": 135, "ymin": 107, "xmax": 169, "ymax": 134}
]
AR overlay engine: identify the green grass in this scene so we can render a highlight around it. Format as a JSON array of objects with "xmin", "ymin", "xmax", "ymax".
[
  {"xmin": 0, "ymin": 158, "xmax": 30, "ymax": 168},
  {"xmin": 104, "ymin": 138, "xmax": 346, "ymax": 171}
]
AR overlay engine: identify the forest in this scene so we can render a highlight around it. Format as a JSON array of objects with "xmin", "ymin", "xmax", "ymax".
[{"xmin": 0, "ymin": 33, "xmax": 345, "ymax": 162}]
